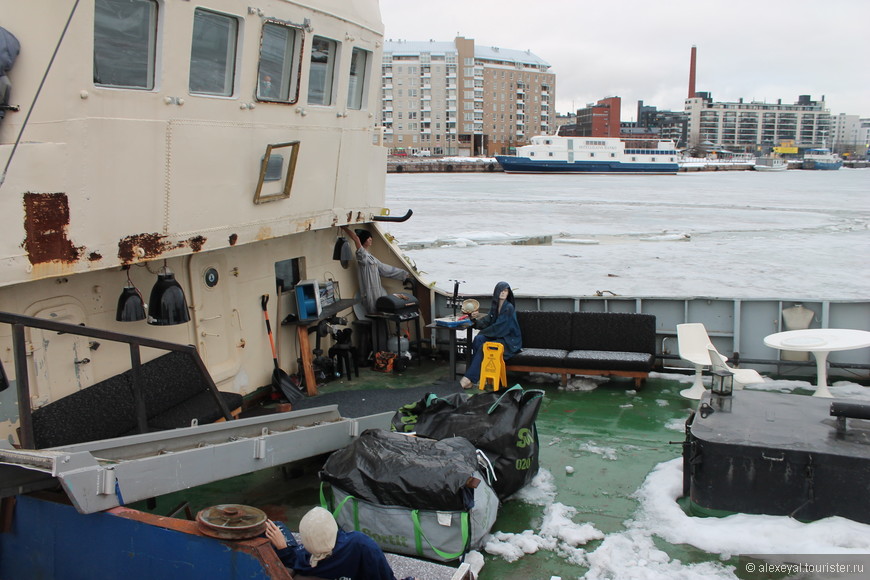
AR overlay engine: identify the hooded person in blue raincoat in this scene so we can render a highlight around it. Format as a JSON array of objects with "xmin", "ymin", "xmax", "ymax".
[
  {"xmin": 266, "ymin": 507, "xmax": 414, "ymax": 580},
  {"xmin": 459, "ymin": 281, "xmax": 522, "ymax": 389}
]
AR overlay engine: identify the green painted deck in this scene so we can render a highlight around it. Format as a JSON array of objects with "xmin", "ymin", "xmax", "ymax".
[{"xmin": 130, "ymin": 357, "xmax": 803, "ymax": 578}]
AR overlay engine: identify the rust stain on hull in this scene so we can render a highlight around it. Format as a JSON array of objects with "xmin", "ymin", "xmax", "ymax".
[
  {"xmin": 118, "ymin": 233, "xmax": 180, "ymax": 263},
  {"xmin": 187, "ymin": 235, "xmax": 207, "ymax": 252},
  {"xmin": 22, "ymin": 192, "xmax": 84, "ymax": 265},
  {"xmin": 117, "ymin": 233, "xmax": 207, "ymax": 264}
]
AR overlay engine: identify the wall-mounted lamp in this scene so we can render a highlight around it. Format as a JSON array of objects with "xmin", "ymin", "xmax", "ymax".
[
  {"xmin": 147, "ymin": 261, "xmax": 190, "ymax": 325},
  {"xmin": 332, "ymin": 236, "xmax": 353, "ymax": 269},
  {"xmin": 116, "ymin": 267, "xmax": 146, "ymax": 322}
]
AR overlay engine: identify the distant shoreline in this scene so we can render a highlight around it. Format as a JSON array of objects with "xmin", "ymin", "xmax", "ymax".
[{"xmin": 388, "ymin": 157, "xmax": 869, "ymax": 173}]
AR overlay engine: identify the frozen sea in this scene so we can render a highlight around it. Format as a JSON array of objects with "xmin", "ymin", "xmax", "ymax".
[
  {"xmin": 384, "ymin": 168, "xmax": 870, "ymax": 300},
  {"xmin": 383, "ymin": 168, "xmax": 870, "ymax": 579}
]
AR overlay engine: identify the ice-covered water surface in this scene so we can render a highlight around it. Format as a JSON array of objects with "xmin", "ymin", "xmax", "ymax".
[{"xmin": 385, "ymin": 169, "xmax": 870, "ymax": 299}]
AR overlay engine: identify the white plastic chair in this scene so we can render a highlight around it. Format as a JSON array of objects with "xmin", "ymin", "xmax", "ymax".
[
  {"xmin": 677, "ymin": 323, "xmax": 716, "ymax": 399},
  {"xmin": 707, "ymin": 348, "xmax": 764, "ymax": 390}
]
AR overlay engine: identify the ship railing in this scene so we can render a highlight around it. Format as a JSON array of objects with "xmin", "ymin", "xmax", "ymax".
[{"xmin": 0, "ymin": 311, "xmax": 232, "ymax": 449}]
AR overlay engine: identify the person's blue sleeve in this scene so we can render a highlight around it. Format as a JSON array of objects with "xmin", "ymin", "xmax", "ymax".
[{"xmin": 268, "ymin": 521, "xmax": 299, "ymax": 569}]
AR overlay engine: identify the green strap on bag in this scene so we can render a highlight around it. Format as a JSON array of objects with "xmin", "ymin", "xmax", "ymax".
[
  {"xmin": 411, "ymin": 509, "xmax": 469, "ymax": 560},
  {"xmin": 321, "ymin": 482, "xmax": 359, "ymax": 529},
  {"xmin": 487, "ymin": 384, "xmax": 545, "ymax": 414},
  {"xmin": 322, "ymin": 482, "xmax": 471, "ymax": 561}
]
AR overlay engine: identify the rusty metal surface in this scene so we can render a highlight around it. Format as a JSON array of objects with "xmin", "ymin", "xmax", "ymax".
[
  {"xmin": 196, "ymin": 504, "xmax": 268, "ymax": 539},
  {"xmin": 22, "ymin": 192, "xmax": 83, "ymax": 265}
]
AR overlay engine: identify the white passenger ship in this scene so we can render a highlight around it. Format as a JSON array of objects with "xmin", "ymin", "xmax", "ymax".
[{"xmin": 495, "ymin": 128, "xmax": 680, "ymax": 174}]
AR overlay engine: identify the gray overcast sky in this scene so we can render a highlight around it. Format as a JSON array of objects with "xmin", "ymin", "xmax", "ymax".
[{"xmin": 378, "ymin": 0, "xmax": 869, "ymax": 120}]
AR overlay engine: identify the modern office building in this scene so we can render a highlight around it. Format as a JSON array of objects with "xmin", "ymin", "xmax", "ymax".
[
  {"xmin": 636, "ymin": 101, "xmax": 688, "ymax": 149},
  {"xmin": 860, "ymin": 119, "xmax": 870, "ymax": 159},
  {"xmin": 684, "ymin": 92, "xmax": 834, "ymax": 152},
  {"xmin": 382, "ymin": 37, "xmax": 555, "ymax": 156},
  {"xmin": 829, "ymin": 113, "xmax": 862, "ymax": 157}
]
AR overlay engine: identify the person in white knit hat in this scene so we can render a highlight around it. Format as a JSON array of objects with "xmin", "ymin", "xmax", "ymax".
[{"xmin": 266, "ymin": 507, "xmax": 414, "ymax": 580}]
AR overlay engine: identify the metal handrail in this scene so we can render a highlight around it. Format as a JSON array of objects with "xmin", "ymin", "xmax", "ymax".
[{"xmin": 0, "ymin": 311, "xmax": 233, "ymax": 449}]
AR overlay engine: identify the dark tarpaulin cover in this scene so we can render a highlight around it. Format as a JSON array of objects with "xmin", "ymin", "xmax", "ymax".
[
  {"xmin": 0, "ymin": 27, "xmax": 19, "ymax": 75},
  {"xmin": 320, "ymin": 429, "xmax": 479, "ymax": 511},
  {"xmin": 1, "ymin": 27, "xmax": 20, "ymax": 121},
  {"xmin": 393, "ymin": 386, "xmax": 544, "ymax": 500}
]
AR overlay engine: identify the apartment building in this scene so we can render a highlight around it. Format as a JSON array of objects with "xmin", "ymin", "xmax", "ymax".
[
  {"xmin": 829, "ymin": 113, "xmax": 863, "ymax": 156},
  {"xmin": 382, "ymin": 37, "xmax": 555, "ymax": 156},
  {"xmin": 684, "ymin": 93, "xmax": 833, "ymax": 152}
]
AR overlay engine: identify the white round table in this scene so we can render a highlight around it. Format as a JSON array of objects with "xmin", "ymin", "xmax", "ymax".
[{"xmin": 764, "ymin": 329, "xmax": 870, "ymax": 397}]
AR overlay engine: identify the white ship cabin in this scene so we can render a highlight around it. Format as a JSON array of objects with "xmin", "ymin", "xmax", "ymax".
[
  {"xmin": 0, "ymin": 0, "xmax": 395, "ymax": 447},
  {"xmin": 518, "ymin": 133, "xmax": 678, "ymax": 162}
]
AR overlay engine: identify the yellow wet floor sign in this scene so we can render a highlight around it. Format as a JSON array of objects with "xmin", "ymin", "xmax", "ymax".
[{"xmin": 479, "ymin": 342, "xmax": 507, "ymax": 391}]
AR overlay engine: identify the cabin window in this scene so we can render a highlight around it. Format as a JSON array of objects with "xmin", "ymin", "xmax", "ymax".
[
  {"xmin": 347, "ymin": 47, "xmax": 371, "ymax": 110},
  {"xmin": 94, "ymin": 0, "xmax": 158, "ymax": 89},
  {"xmin": 308, "ymin": 36, "xmax": 337, "ymax": 106},
  {"xmin": 256, "ymin": 21, "xmax": 301, "ymax": 102},
  {"xmin": 189, "ymin": 9, "xmax": 238, "ymax": 96}
]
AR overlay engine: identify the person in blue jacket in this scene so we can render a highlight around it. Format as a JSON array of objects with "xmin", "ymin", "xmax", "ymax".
[
  {"xmin": 266, "ymin": 506, "xmax": 413, "ymax": 580},
  {"xmin": 459, "ymin": 281, "xmax": 522, "ymax": 389}
]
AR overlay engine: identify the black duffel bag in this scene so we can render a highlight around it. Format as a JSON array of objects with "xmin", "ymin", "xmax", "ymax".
[
  {"xmin": 392, "ymin": 385, "xmax": 544, "ymax": 500},
  {"xmin": 320, "ymin": 428, "xmax": 479, "ymax": 511}
]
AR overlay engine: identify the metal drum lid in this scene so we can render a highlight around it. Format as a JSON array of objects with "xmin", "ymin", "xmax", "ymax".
[{"xmin": 196, "ymin": 504, "xmax": 268, "ymax": 539}]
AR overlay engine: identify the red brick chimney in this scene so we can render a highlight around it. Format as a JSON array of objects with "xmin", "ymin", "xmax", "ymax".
[{"xmin": 688, "ymin": 45, "xmax": 697, "ymax": 98}]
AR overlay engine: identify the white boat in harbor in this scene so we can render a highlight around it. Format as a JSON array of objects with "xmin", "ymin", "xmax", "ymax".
[
  {"xmin": 753, "ymin": 156, "xmax": 788, "ymax": 171},
  {"xmin": 802, "ymin": 147, "xmax": 843, "ymax": 170},
  {"xmin": 495, "ymin": 128, "xmax": 680, "ymax": 175}
]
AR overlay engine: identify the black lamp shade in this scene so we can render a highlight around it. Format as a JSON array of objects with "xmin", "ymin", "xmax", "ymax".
[
  {"xmin": 147, "ymin": 269, "xmax": 190, "ymax": 325},
  {"xmin": 333, "ymin": 237, "xmax": 354, "ymax": 269},
  {"xmin": 116, "ymin": 284, "xmax": 146, "ymax": 322}
]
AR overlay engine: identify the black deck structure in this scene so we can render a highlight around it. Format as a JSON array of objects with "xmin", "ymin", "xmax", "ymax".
[{"xmin": 684, "ymin": 390, "xmax": 870, "ymax": 524}]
